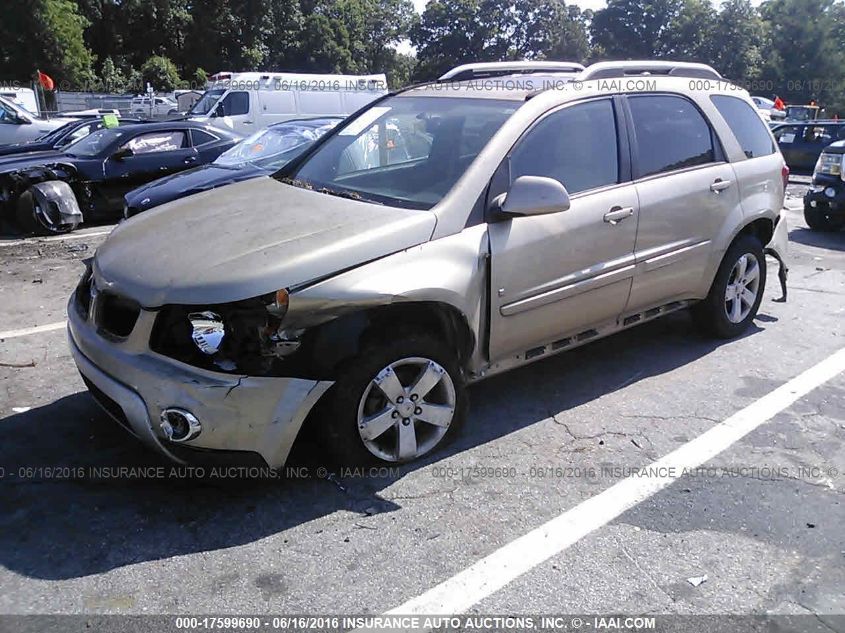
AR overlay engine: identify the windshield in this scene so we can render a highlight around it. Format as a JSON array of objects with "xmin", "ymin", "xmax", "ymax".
[
  {"xmin": 288, "ymin": 96, "xmax": 519, "ymax": 209},
  {"xmin": 64, "ymin": 128, "xmax": 124, "ymax": 157},
  {"xmin": 216, "ymin": 119, "xmax": 340, "ymax": 169},
  {"xmin": 189, "ymin": 89, "xmax": 226, "ymax": 115}
]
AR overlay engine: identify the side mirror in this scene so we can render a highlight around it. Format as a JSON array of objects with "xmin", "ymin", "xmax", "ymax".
[
  {"xmin": 111, "ymin": 147, "xmax": 134, "ymax": 160},
  {"xmin": 492, "ymin": 175, "xmax": 571, "ymax": 218}
]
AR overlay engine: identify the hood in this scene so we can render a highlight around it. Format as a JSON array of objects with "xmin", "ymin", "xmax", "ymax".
[
  {"xmin": 95, "ymin": 177, "xmax": 436, "ymax": 307},
  {"xmin": 0, "ymin": 150, "xmax": 66, "ymax": 172},
  {"xmin": 125, "ymin": 162, "xmax": 265, "ymax": 211},
  {"xmin": 823, "ymin": 140, "xmax": 845, "ymax": 155}
]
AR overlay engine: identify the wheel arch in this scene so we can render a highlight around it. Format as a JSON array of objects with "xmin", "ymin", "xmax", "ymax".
[{"xmin": 302, "ymin": 301, "xmax": 477, "ymax": 379}]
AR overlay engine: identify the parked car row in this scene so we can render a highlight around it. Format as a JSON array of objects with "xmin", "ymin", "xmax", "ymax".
[{"xmin": 0, "ymin": 115, "xmax": 349, "ymax": 235}]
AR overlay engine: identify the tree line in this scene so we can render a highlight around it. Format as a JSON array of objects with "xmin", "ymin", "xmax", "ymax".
[{"xmin": 1, "ymin": 0, "xmax": 844, "ymax": 112}]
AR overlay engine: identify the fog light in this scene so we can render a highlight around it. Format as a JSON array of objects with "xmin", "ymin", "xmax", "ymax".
[
  {"xmin": 160, "ymin": 408, "xmax": 202, "ymax": 442},
  {"xmin": 825, "ymin": 187, "xmax": 836, "ymax": 198}
]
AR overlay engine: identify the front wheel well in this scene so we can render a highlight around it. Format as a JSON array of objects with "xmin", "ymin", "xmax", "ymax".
[{"xmin": 303, "ymin": 302, "xmax": 476, "ymax": 378}]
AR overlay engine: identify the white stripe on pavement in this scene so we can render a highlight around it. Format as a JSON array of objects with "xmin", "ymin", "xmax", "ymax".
[
  {"xmin": 0, "ymin": 228, "xmax": 113, "ymax": 248},
  {"xmin": 385, "ymin": 347, "xmax": 845, "ymax": 616},
  {"xmin": 0, "ymin": 321, "xmax": 67, "ymax": 340}
]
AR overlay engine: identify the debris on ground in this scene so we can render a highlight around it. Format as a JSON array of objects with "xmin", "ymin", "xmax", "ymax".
[{"xmin": 687, "ymin": 574, "xmax": 708, "ymax": 587}]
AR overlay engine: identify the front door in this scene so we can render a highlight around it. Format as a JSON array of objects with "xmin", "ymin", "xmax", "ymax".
[
  {"xmin": 101, "ymin": 129, "xmax": 197, "ymax": 211},
  {"xmin": 488, "ymin": 97, "xmax": 639, "ymax": 361}
]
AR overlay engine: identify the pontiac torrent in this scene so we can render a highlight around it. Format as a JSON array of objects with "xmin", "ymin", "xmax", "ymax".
[{"xmin": 68, "ymin": 61, "xmax": 789, "ymax": 467}]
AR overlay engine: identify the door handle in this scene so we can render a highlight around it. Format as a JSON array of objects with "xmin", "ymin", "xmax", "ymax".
[
  {"xmin": 710, "ymin": 178, "xmax": 732, "ymax": 193},
  {"xmin": 243, "ymin": 121, "xmax": 254, "ymax": 125},
  {"xmin": 184, "ymin": 156, "xmax": 197, "ymax": 164},
  {"xmin": 603, "ymin": 206, "xmax": 634, "ymax": 225}
]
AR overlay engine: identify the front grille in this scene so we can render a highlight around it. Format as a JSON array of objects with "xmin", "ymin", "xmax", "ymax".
[
  {"xmin": 81, "ymin": 374, "xmax": 134, "ymax": 435},
  {"xmin": 96, "ymin": 292, "xmax": 141, "ymax": 338}
]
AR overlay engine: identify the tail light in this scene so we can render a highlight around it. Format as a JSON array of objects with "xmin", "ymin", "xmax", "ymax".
[{"xmin": 781, "ymin": 164, "xmax": 789, "ymax": 190}]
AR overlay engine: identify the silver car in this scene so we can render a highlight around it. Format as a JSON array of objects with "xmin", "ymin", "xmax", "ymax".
[{"xmin": 68, "ymin": 61, "xmax": 789, "ymax": 467}]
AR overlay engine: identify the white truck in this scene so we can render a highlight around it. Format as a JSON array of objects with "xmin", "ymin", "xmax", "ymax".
[
  {"xmin": 0, "ymin": 95, "xmax": 77, "ymax": 146},
  {"xmin": 187, "ymin": 71, "xmax": 388, "ymax": 135}
]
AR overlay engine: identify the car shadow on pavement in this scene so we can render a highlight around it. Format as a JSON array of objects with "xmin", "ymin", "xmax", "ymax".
[
  {"xmin": 788, "ymin": 226, "xmax": 845, "ymax": 252},
  {"xmin": 0, "ymin": 311, "xmax": 765, "ymax": 580}
]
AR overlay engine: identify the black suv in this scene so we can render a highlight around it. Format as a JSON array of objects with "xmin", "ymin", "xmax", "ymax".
[
  {"xmin": 772, "ymin": 121, "xmax": 845, "ymax": 171},
  {"xmin": 804, "ymin": 140, "xmax": 845, "ymax": 231}
]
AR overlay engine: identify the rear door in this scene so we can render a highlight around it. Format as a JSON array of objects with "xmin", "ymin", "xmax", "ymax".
[
  {"xmin": 624, "ymin": 94, "xmax": 740, "ymax": 313},
  {"xmin": 488, "ymin": 97, "xmax": 639, "ymax": 360}
]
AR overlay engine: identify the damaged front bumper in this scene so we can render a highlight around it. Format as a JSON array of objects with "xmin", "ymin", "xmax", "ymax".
[{"xmin": 67, "ymin": 293, "xmax": 333, "ymax": 468}]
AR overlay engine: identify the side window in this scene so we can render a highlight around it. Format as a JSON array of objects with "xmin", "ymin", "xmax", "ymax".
[
  {"xmin": 0, "ymin": 101, "xmax": 19, "ymax": 124},
  {"xmin": 510, "ymin": 99, "xmax": 619, "ymax": 195},
  {"xmin": 61, "ymin": 123, "xmax": 95, "ymax": 146},
  {"xmin": 773, "ymin": 125, "xmax": 800, "ymax": 144},
  {"xmin": 803, "ymin": 126, "xmax": 833, "ymax": 145},
  {"xmin": 710, "ymin": 95, "xmax": 775, "ymax": 159},
  {"xmin": 122, "ymin": 131, "xmax": 187, "ymax": 154},
  {"xmin": 628, "ymin": 95, "xmax": 715, "ymax": 177},
  {"xmin": 190, "ymin": 129, "xmax": 219, "ymax": 147},
  {"xmin": 837, "ymin": 126, "xmax": 845, "ymax": 141},
  {"xmin": 220, "ymin": 92, "xmax": 249, "ymax": 116}
]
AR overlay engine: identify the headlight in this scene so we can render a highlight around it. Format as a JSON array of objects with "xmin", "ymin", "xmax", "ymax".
[
  {"xmin": 814, "ymin": 152, "xmax": 842, "ymax": 177},
  {"xmin": 188, "ymin": 311, "xmax": 225, "ymax": 354}
]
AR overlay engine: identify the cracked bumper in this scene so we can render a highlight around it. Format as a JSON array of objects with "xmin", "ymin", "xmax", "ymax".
[{"xmin": 68, "ymin": 295, "xmax": 333, "ymax": 467}]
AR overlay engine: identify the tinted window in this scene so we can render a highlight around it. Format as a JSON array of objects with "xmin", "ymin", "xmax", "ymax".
[
  {"xmin": 772, "ymin": 125, "xmax": 801, "ymax": 144},
  {"xmin": 629, "ymin": 95, "xmax": 715, "ymax": 177},
  {"xmin": 123, "ymin": 131, "xmax": 187, "ymax": 154},
  {"xmin": 191, "ymin": 129, "xmax": 218, "ymax": 146},
  {"xmin": 510, "ymin": 99, "xmax": 619, "ymax": 195},
  {"xmin": 803, "ymin": 125, "xmax": 835, "ymax": 145},
  {"xmin": 711, "ymin": 95, "xmax": 775, "ymax": 159},
  {"xmin": 220, "ymin": 92, "xmax": 249, "ymax": 116}
]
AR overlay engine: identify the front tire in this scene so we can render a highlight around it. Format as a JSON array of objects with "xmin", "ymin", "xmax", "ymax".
[
  {"xmin": 317, "ymin": 332, "xmax": 467, "ymax": 465},
  {"xmin": 693, "ymin": 234, "xmax": 766, "ymax": 339},
  {"xmin": 804, "ymin": 202, "xmax": 845, "ymax": 232},
  {"xmin": 16, "ymin": 189, "xmax": 78, "ymax": 236}
]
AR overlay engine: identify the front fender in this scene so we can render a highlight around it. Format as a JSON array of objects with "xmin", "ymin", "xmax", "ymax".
[{"xmin": 30, "ymin": 180, "xmax": 83, "ymax": 227}]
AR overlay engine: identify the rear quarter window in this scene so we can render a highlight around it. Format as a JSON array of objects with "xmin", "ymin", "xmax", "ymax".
[{"xmin": 711, "ymin": 95, "xmax": 775, "ymax": 159}]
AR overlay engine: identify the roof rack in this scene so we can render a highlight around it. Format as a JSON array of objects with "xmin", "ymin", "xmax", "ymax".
[
  {"xmin": 439, "ymin": 61, "xmax": 585, "ymax": 81},
  {"xmin": 578, "ymin": 61, "xmax": 722, "ymax": 81}
]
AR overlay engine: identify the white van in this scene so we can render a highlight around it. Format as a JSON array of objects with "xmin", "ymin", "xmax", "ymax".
[
  {"xmin": 0, "ymin": 95, "xmax": 77, "ymax": 146},
  {"xmin": 0, "ymin": 88, "xmax": 40, "ymax": 116},
  {"xmin": 187, "ymin": 71, "xmax": 388, "ymax": 135}
]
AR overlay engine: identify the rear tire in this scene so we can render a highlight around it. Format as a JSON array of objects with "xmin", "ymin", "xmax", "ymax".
[
  {"xmin": 315, "ymin": 331, "xmax": 467, "ymax": 466},
  {"xmin": 804, "ymin": 202, "xmax": 845, "ymax": 232},
  {"xmin": 693, "ymin": 234, "xmax": 766, "ymax": 339}
]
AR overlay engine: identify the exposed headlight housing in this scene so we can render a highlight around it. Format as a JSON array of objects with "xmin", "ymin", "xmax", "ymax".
[{"xmin": 152, "ymin": 289, "xmax": 296, "ymax": 374}]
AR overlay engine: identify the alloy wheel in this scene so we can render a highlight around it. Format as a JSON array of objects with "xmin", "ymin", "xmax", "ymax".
[{"xmin": 356, "ymin": 356, "xmax": 456, "ymax": 462}]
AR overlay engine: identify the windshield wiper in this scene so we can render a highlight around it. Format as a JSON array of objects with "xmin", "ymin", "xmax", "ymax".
[{"xmin": 280, "ymin": 178, "xmax": 383, "ymax": 205}]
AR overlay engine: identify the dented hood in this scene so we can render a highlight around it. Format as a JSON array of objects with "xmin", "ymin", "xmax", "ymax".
[{"xmin": 94, "ymin": 176, "xmax": 436, "ymax": 307}]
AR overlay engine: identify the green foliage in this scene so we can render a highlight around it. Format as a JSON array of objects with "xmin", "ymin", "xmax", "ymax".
[
  {"xmin": 140, "ymin": 55, "xmax": 181, "ymax": 92},
  {"xmin": 1, "ymin": 0, "xmax": 843, "ymax": 117},
  {"xmin": 0, "ymin": 0, "xmax": 94, "ymax": 89}
]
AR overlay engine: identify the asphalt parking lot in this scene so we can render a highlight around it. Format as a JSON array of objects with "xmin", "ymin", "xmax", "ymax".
[{"xmin": 0, "ymin": 179, "xmax": 843, "ymax": 629}]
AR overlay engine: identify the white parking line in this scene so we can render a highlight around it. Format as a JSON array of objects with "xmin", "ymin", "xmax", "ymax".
[
  {"xmin": 0, "ymin": 228, "xmax": 113, "ymax": 248},
  {"xmin": 385, "ymin": 347, "xmax": 845, "ymax": 616},
  {"xmin": 0, "ymin": 321, "xmax": 67, "ymax": 340}
]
